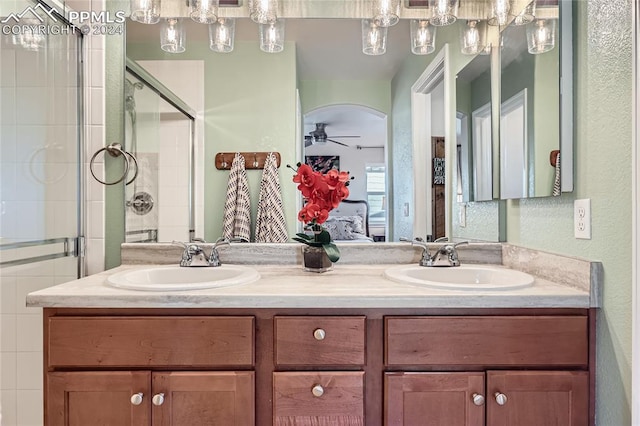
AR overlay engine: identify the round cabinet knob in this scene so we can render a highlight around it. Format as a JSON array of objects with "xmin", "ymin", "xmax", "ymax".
[
  {"xmin": 311, "ymin": 384, "xmax": 324, "ymax": 397},
  {"xmin": 152, "ymin": 393, "xmax": 165, "ymax": 406},
  {"xmin": 472, "ymin": 393, "xmax": 485, "ymax": 406},
  {"xmin": 130, "ymin": 393, "xmax": 143, "ymax": 406},
  {"xmin": 313, "ymin": 328, "xmax": 326, "ymax": 341},
  {"xmin": 494, "ymin": 392, "xmax": 508, "ymax": 406}
]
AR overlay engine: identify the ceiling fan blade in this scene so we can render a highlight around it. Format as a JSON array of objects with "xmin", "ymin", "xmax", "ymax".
[{"xmin": 328, "ymin": 139, "xmax": 349, "ymax": 147}]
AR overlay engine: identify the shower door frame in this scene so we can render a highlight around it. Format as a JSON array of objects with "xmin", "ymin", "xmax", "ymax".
[
  {"xmin": 124, "ymin": 58, "xmax": 197, "ymax": 242},
  {"xmin": 0, "ymin": 0, "xmax": 86, "ymax": 278}
]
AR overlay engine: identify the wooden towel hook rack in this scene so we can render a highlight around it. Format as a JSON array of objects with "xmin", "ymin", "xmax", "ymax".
[
  {"xmin": 549, "ymin": 150, "xmax": 560, "ymax": 167},
  {"xmin": 215, "ymin": 152, "xmax": 281, "ymax": 170}
]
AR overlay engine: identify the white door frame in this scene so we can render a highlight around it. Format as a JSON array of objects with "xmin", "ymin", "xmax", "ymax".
[
  {"xmin": 411, "ymin": 44, "xmax": 450, "ymax": 240},
  {"xmin": 632, "ymin": 0, "xmax": 639, "ymax": 423}
]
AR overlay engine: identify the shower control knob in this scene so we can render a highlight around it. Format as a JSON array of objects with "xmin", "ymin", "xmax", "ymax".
[
  {"xmin": 152, "ymin": 393, "xmax": 165, "ymax": 406},
  {"xmin": 313, "ymin": 328, "xmax": 326, "ymax": 340},
  {"xmin": 130, "ymin": 393, "xmax": 143, "ymax": 406}
]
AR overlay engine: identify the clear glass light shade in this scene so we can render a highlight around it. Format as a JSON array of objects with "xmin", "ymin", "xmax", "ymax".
[
  {"xmin": 460, "ymin": 20, "xmax": 488, "ymax": 55},
  {"xmin": 526, "ymin": 19, "xmax": 556, "ymax": 54},
  {"xmin": 373, "ymin": 0, "xmax": 400, "ymax": 27},
  {"xmin": 249, "ymin": 0, "xmax": 278, "ymax": 24},
  {"xmin": 259, "ymin": 19, "xmax": 285, "ymax": 53},
  {"xmin": 429, "ymin": 0, "xmax": 459, "ymax": 26},
  {"xmin": 209, "ymin": 18, "xmax": 235, "ymax": 53},
  {"xmin": 160, "ymin": 18, "xmax": 186, "ymax": 54},
  {"xmin": 189, "ymin": 0, "xmax": 218, "ymax": 24},
  {"xmin": 488, "ymin": 0, "xmax": 512, "ymax": 26},
  {"xmin": 361, "ymin": 19, "xmax": 387, "ymax": 55},
  {"xmin": 410, "ymin": 20, "xmax": 436, "ymax": 55},
  {"xmin": 513, "ymin": 1, "xmax": 536, "ymax": 26},
  {"xmin": 130, "ymin": 0, "xmax": 161, "ymax": 24}
]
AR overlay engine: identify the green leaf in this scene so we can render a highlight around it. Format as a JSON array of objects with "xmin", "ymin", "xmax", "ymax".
[
  {"xmin": 315, "ymin": 230, "xmax": 332, "ymax": 244},
  {"xmin": 323, "ymin": 243, "xmax": 340, "ymax": 263},
  {"xmin": 295, "ymin": 233, "xmax": 313, "ymax": 241}
]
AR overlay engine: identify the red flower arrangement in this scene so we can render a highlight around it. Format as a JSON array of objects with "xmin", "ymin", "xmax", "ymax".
[{"xmin": 289, "ymin": 163, "xmax": 352, "ymax": 262}]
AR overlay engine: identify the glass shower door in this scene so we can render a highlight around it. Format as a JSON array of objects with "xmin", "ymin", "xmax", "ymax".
[
  {"xmin": 0, "ymin": 2, "xmax": 83, "ymax": 424},
  {"xmin": 124, "ymin": 66, "xmax": 194, "ymax": 243}
]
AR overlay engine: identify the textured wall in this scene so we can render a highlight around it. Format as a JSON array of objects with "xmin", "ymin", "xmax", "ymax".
[{"xmin": 504, "ymin": 1, "xmax": 633, "ymax": 424}]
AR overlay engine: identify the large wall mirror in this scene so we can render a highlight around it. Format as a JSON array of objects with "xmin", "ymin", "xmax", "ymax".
[{"xmin": 117, "ymin": 0, "xmax": 573, "ymax": 248}]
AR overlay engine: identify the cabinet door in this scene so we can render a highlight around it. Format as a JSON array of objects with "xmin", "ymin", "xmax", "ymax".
[
  {"xmin": 152, "ymin": 371, "xmax": 254, "ymax": 426},
  {"xmin": 47, "ymin": 371, "xmax": 151, "ymax": 426},
  {"xmin": 487, "ymin": 371, "xmax": 588, "ymax": 426},
  {"xmin": 384, "ymin": 372, "xmax": 485, "ymax": 426}
]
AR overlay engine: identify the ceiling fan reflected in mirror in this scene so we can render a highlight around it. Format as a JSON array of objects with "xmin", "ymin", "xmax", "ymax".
[{"xmin": 304, "ymin": 123, "xmax": 360, "ymax": 147}]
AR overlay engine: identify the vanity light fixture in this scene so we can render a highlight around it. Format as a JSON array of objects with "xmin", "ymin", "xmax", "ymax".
[
  {"xmin": 526, "ymin": 18, "xmax": 556, "ymax": 54},
  {"xmin": 259, "ymin": 18, "xmax": 285, "ymax": 53},
  {"xmin": 410, "ymin": 19, "xmax": 436, "ymax": 55},
  {"xmin": 130, "ymin": 0, "xmax": 161, "ymax": 24},
  {"xmin": 189, "ymin": 0, "xmax": 218, "ymax": 24},
  {"xmin": 361, "ymin": 19, "xmax": 387, "ymax": 55},
  {"xmin": 488, "ymin": 0, "xmax": 512, "ymax": 26},
  {"xmin": 429, "ymin": 0, "xmax": 458, "ymax": 26},
  {"xmin": 209, "ymin": 18, "xmax": 235, "ymax": 53},
  {"xmin": 160, "ymin": 18, "xmax": 186, "ymax": 53},
  {"xmin": 373, "ymin": 0, "xmax": 400, "ymax": 27},
  {"xmin": 513, "ymin": 1, "xmax": 536, "ymax": 26},
  {"xmin": 249, "ymin": 0, "xmax": 278, "ymax": 24}
]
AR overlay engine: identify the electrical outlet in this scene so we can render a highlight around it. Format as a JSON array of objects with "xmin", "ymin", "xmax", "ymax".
[{"xmin": 574, "ymin": 199, "xmax": 591, "ymax": 239}]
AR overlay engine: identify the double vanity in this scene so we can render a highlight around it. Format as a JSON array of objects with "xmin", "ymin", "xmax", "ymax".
[{"xmin": 27, "ymin": 242, "xmax": 600, "ymax": 426}]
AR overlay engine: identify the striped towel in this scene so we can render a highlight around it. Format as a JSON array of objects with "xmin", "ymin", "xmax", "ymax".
[
  {"xmin": 255, "ymin": 152, "xmax": 288, "ymax": 243},
  {"xmin": 552, "ymin": 151, "xmax": 561, "ymax": 196},
  {"xmin": 222, "ymin": 153, "xmax": 251, "ymax": 242}
]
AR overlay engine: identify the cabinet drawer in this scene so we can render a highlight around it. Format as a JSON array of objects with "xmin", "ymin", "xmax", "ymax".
[
  {"xmin": 385, "ymin": 316, "xmax": 588, "ymax": 367},
  {"xmin": 273, "ymin": 371, "xmax": 365, "ymax": 424},
  {"xmin": 48, "ymin": 316, "xmax": 254, "ymax": 368},
  {"xmin": 274, "ymin": 316, "xmax": 366, "ymax": 366}
]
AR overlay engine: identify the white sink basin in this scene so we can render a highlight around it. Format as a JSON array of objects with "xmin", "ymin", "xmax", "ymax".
[
  {"xmin": 106, "ymin": 265, "xmax": 260, "ymax": 291},
  {"xmin": 383, "ymin": 264, "xmax": 534, "ymax": 291}
]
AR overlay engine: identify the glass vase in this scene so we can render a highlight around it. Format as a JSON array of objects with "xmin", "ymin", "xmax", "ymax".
[{"xmin": 302, "ymin": 245, "xmax": 333, "ymax": 273}]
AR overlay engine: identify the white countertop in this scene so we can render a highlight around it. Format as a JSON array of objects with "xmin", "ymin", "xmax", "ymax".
[{"xmin": 26, "ymin": 263, "xmax": 591, "ymax": 309}]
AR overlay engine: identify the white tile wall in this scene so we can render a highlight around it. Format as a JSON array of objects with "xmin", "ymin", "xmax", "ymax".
[{"xmin": 1, "ymin": 0, "xmax": 108, "ymax": 423}]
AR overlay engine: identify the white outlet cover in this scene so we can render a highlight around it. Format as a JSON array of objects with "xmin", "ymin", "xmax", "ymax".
[{"xmin": 574, "ymin": 199, "xmax": 591, "ymax": 239}]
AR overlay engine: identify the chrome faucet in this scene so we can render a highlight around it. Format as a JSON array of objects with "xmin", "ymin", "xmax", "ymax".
[
  {"xmin": 173, "ymin": 238, "xmax": 230, "ymax": 267},
  {"xmin": 429, "ymin": 241, "xmax": 468, "ymax": 267},
  {"xmin": 402, "ymin": 237, "xmax": 468, "ymax": 267}
]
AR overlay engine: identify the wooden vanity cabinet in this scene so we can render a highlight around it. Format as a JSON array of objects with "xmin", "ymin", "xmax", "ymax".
[
  {"xmin": 383, "ymin": 316, "xmax": 591, "ymax": 426},
  {"xmin": 43, "ymin": 308, "xmax": 594, "ymax": 426},
  {"xmin": 44, "ymin": 314, "xmax": 255, "ymax": 426}
]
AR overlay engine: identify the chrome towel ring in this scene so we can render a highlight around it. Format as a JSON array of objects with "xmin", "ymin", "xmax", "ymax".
[{"xmin": 89, "ymin": 143, "xmax": 139, "ymax": 185}]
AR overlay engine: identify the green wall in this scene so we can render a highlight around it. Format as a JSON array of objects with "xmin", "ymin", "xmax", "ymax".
[{"xmin": 127, "ymin": 41, "xmax": 299, "ymax": 242}]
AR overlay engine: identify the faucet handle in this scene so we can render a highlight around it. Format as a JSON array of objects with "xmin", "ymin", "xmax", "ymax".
[{"xmin": 209, "ymin": 238, "xmax": 231, "ymax": 266}]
